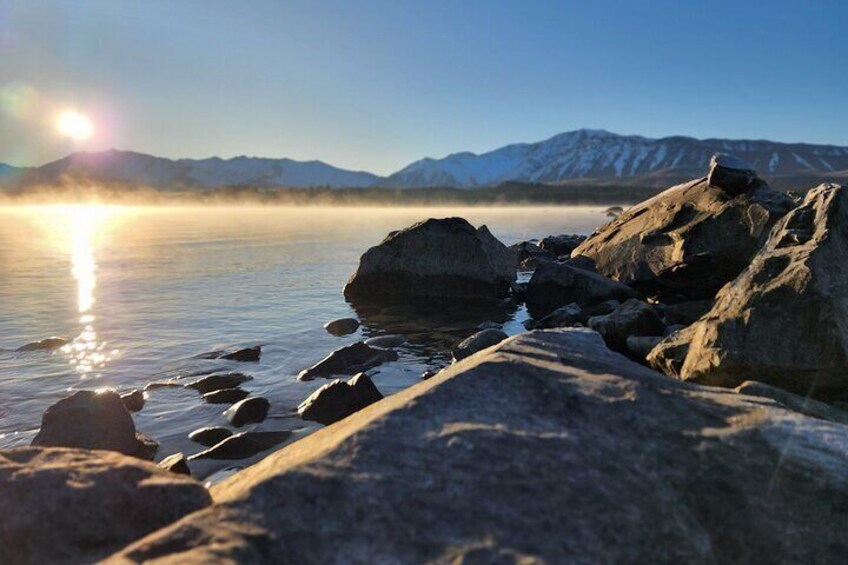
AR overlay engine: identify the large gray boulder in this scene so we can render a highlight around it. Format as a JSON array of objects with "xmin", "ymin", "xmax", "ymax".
[
  {"xmin": 344, "ymin": 217, "xmax": 516, "ymax": 301},
  {"xmin": 31, "ymin": 390, "xmax": 157, "ymax": 459},
  {"xmin": 524, "ymin": 261, "xmax": 639, "ymax": 318},
  {"xmin": 649, "ymin": 183, "xmax": 848, "ymax": 399},
  {"xmin": 571, "ymin": 171, "xmax": 795, "ymax": 300},
  {"xmin": 108, "ymin": 330, "xmax": 848, "ymax": 564},
  {"xmin": 587, "ymin": 298, "xmax": 665, "ymax": 354},
  {"xmin": 0, "ymin": 447, "xmax": 210, "ymax": 564}
]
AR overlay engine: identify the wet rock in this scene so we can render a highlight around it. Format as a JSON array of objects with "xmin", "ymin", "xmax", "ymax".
[
  {"xmin": 452, "ymin": 329, "xmax": 509, "ymax": 361},
  {"xmin": 224, "ymin": 396, "xmax": 270, "ymax": 427},
  {"xmin": 510, "ymin": 281, "xmax": 527, "ymax": 302},
  {"xmin": 201, "ymin": 387, "xmax": 250, "ymax": 404},
  {"xmin": 364, "ymin": 334, "xmax": 407, "ymax": 348},
  {"xmin": 524, "ymin": 261, "xmax": 639, "ymax": 318},
  {"xmin": 510, "ymin": 241, "xmax": 555, "ymax": 269},
  {"xmin": 650, "ymin": 183, "xmax": 848, "ymax": 399},
  {"xmin": 324, "ymin": 317, "xmax": 360, "ymax": 336},
  {"xmin": 188, "ymin": 426, "xmax": 233, "ymax": 447},
  {"xmin": 195, "ymin": 346, "xmax": 261, "ymax": 362},
  {"xmin": 158, "ymin": 452, "xmax": 191, "ymax": 476},
  {"xmin": 297, "ymin": 341, "xmax": 398, "ymax": 381},
  {"xmin": 421, "ymin": 370, "xmax": 436, "ymax": 380},
  {"xmin": 298, "ymin": 373, "xmax": 384, "ymax": 426},
  {"xmin": 572, "ymin": 171, "xmax": 795, "ymax": 300},
  {"xmin": 532, "ymin": 303, "xmax": 583, "ymax": 329},
  {"xmin": 0, "ymin": 447, "xmax": 211, "ymax": 564},
  {"xmin": 120, "ymin": 389, "xmax": 145, "ymax": 412},
  {"xmin": 708, "ymin": 153, "xmax": 758, "ymax": 195},
  {"xmin": 588, "ymin": 299, "xmax": 665, "ymax": 354},
  {"xmin": 539, "ymin": 233, "xmax": 586, "ymax": 257},
  {"xmin": 31, "ymin": 390, "xmax": 157, "ymax": 460},
  {"xmin": 110, "ymin": 329, "xmax": 848, "ymax": 564},
  {"xmin": 184, "ymin": 372, "xmax": 252, "ymax": 394},
  {"xmin": 343, "ymin": 217, "xmax": 516, "ymax": 301},
  {"xmin": 187, "ymin": 431, "xmax": 292, "ymax": 461},
  {"xmin": 16, "ymin": 337, "xmax": 68, "ymax": 352}
]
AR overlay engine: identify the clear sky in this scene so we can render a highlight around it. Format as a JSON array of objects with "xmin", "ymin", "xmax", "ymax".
[{"xmin": 2, "ymin": 0, "xmax": 847, "ymax": 174}]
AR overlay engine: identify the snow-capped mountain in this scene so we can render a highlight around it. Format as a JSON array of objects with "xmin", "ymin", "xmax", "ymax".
[
  {"xmin": 16, "ymin": 149, "xmax": 380, "ymax": 189},
  {"xmin": 386, "ymin": 129, "xmax": 848, "ymax": 188}
]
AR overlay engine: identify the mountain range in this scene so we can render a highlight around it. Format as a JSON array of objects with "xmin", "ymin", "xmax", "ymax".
[{"xmin": 2, "ymin": 129, "xmax": 847, "ymax": 191}]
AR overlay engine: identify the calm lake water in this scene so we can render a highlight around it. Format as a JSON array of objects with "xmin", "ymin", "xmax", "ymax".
[{"xmin": 0, "ymin": 205, "xmax": 609, "ymax": 480}]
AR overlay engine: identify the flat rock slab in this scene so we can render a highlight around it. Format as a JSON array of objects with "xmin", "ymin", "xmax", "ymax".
[
  {"xmin": 109, "ymin": 330, "xmax": 848, "ymax": 564},
  {"xmin": 0, "ymin": 447, "xmax": 210, "ymax": 565}
]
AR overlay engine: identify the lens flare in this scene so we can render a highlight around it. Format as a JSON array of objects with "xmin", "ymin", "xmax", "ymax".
[{"xmin": 57, "ymin": 109, "xmax": 94, "ymax": 140}]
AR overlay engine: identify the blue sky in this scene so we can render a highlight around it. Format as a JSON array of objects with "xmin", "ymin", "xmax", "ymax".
[{"xmin": 2, "ymin": 0, "xmax": 847, "ymax": 173}]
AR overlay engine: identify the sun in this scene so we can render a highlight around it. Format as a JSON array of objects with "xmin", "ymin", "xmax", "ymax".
[{"xmin": 57, "ymin": 109, "xmax": 94, "ymax": 140}]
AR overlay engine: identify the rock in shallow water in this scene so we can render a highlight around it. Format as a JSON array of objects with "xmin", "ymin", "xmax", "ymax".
[
  {"xmin": 120, "ymin": 389, "xmax": 145, "ymax": 412},
  {"xmin": 0, "ymin": 446, "xmax": 210, "ymax": 564},
  {"xmin": 188, "ymin": 426, "xmax": 233, "ymax": 447},
  {"xmin": 158, "ymin": 452, "xmax": 191, "ymax": 476},
  {"xmin": 201, "ymin": 387, "xmax": 250, "ymax": 404},
  {"xmin": 524, "ymin": 261, "xmax": 639, "ymax": 318},
  {"xmin": 587, "ymin": 298, "xmax": 665, "ymax": 355},
  {"xmin": 298, "ymin": 373, "xmax": 383, "ymax": 425},
  {"xmin": 343, "ymin": 217, "xmax": 516, "ymax": 302},
  {"xmin": 224, "ymin": 396, "xmax": 270, "ymax": 427},
  {"xmin": 195, "ymin": 346, "xmax": 261, "ymax": 362},
  {"xmin": 31, "ymin": 390, "xmax": 157, "ymax": 460},
  {"xmin": 297, "ymin": 341, "xmax": 398, "ymax": 381},
  {"xmin": 324, "ymin": 318, "xmax": 360, "ymax": 336},
  {"xmin": 363, "ymin": 334, "xmax": 407, "ymax": 348},
  {"xmin": 187, "ymin": 431, "xmax": 292, "ymax": 460},
  {"xmin": 451, "ymin": 328, "xmax": 508, "ymax": 361},
  {"xmin": 108, "ymin": 329, "xmax": 848, "ymax": 564},
  {"xmin": 184, "ymin": 372, "xmax": 252, "ymax": 394},
  {"xmin": 15, "ymin": 337, "xmax": 68, "ymax": 352}
]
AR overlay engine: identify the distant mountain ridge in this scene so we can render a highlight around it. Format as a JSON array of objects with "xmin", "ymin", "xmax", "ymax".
[{"xmin": 2, "ymin": 129, "xmax": 847, "ymax": 191}]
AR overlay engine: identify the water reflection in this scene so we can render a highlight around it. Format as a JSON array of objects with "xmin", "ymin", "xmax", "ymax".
[{"xmin": 57, "ymin": 206, "xmax": 118, "ymax": 378}]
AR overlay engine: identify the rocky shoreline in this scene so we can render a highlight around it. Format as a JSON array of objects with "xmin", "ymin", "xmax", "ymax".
[{"xmin": 4, "ymin": 154, "xmax": 848, "ymax": 563}]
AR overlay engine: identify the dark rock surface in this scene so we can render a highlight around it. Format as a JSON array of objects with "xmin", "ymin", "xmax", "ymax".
[
  {"xmin": 649, "ymin": 183, "xmax": 848, "ymax": 398},
  {"xmin": 524, "ymin": 261, "xmax": 639, "ymax": 318},
  {"xmin": 187, "ymin": 431, "xmax": 292, "ymax": 461},
  {"xmin": 734, "ymin": 381, "xmax": 848, "ymax": 425},
  {"xmin": 451, "ymin": 328, "xmax": 508, "ymax": 361},
  {"xmin": 510, "ymin": 241, "xmax": 555, "ymax": 269},
  {"xmin": 184, "ymin": 373, "xmax": 252, "ymax": 394},
  {"xmin": 343, "ymin": 217, "xmax": 516, "ymax": 301},
  {"xmin": 323, "ymin": 318, "xmax": 360, "ymax": 336},
  {"xmin": 108, "ymin": 330, "xmax": 848, "ymax": 564},
  {"xmin": 224, "ymin": 397, "xmax": 270, "ymax": 427},
  {"xmin": 1, "ymin": 447, "xmax": 210, "ymax": 565},
  {"xmin": 661, "ymin": 299, "xmax": 713, "ymax": 326},
  {"xmin": 572, "ymin": 172, "xmax": 795, "ymax": 299},
  {"xmin": 158, "ymin": 452, "xmax": 191, "ymax": 476},
  {"xmin": 298, "ymin": 373, "xmax": 384, "ymax": 425},
  {"xmin": 539, "ymin": 233, "xmax": 586, "ymax": 256},
  {"xmin": 188, "ymin": 426, "xmax": 233, "ymax": 447},
  {"xmin": 363, "ymin": 334, "xmax": 407, "ymax": 348},
  {"xmin": 195, "ymin": 346, "xmax": 261, "ymax": 362},
  {"xmin": 15, "ymin": 337, "xmax": 68, "ymax": 352},
  {"xmin": 201, "ymin": 387, "xmax": 249, "ymax": 404},
  {"xmin": 587, "ymin": 299, "xmax": 665, "ymax": 354},
  {"xmin": 708, "ymin": 153, "xmax": 757, "ymax": 195},
  {"xmin": 120, "ymin": 389, "xmax": 145, "ymax": 413},
  {"xmin": 31, "ymin": 391, "xmax": 156, "ymax": 459},
  {"xmin": 297, "ymin": 341, "xmax": 398, "ymax": 381}
]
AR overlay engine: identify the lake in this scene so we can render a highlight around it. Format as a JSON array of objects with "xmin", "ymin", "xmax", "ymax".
[{"xmin": 0, "ymin": 205, "xmax": 609, "ymax": 481}]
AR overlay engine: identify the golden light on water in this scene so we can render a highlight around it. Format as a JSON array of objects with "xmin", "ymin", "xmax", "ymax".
[{"xmin": 56, "ymin": 109, "xmax": 94, "ymax": 140}]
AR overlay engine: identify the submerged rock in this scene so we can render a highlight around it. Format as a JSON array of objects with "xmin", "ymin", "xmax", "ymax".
[
  {"xmin": 344, "ymin": 217, "xmax": 516, "ymax": 302},
  {"xmin": 188, "ymin": 426, "xmax": 233, "ymax": 447},
  {"xmin": 187, "ymin": 431, "xmax": 292, "ymax": 461},
  {"xmin": 0, "ymin": 446, "xmax": 210, "ymax": 565},
  {"xmin": 16, "ymin": 337, "xmax": 68, "ymax": 352},
  {"xmin": 31, "ymin": 390, "xmax": 157, "ymax": 459},
  {"xmin": 110, "ymin": 329, "xmax": 848, "ymax": 564},
  {"xmin": 298, "ymin": 373, "xmax": 384, "ymax": 426},
  {"xmin": 572, "ymin": 168, "xmax": 795, "ymax": 300},
  {"xmin": 650, "ymin": 183, "xmax": 848, "ymax": 399},
  {"xmin": 324, "ymin": 318, "xmax": 360, "ymax": 336},
  {"xmin": 184, "ymin": 372, "xmax": 252, "ymax": 394},
  {"xmin": 452, "ymin": 328, "xmax": 508, "ymax": 361},
  {"xmin": 363, "ymin": 334, "xmax": 407, "ymax": 348},
  {"xmin": 158, "ymin": 452, "xmax": 191, "ymax": 476},
  {"xmin": 524, "ymin": 261, "xmax": 639, "ymax": 318},
  {"xmin": 224, "ymin": 396, "xmax": 270, "ymax": 427},
  {"xmin": 297, "ymin": 341, "xmax": 398, "ymax": 381},
  {"xmin": 201, "ymin": 387, "xmax": 249, "ymax": 404},
  {"xmin": 195, "ymin": 346, "xmax": 261, "ymax": 362},
  {"xmin": 120, "ymin": 389, "xmax": 145, "ymax": 413}
]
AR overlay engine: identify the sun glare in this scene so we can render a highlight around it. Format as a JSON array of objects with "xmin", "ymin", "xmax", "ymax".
[{"xmin": 57, "ymin": 109, "xmax": 94, "ymax": 140}]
